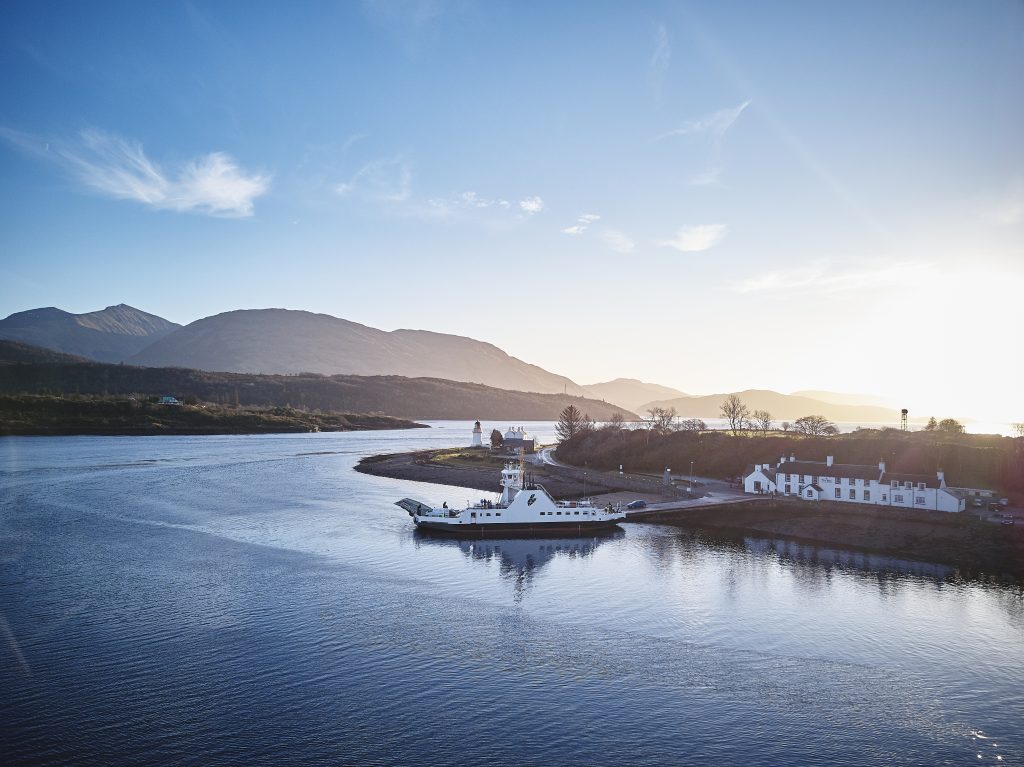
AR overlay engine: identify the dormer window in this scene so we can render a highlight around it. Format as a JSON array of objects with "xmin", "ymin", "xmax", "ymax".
[
  {"xmin": 904, "ymin": 481, "xmax": 911, "ymax": 490},
  {"xmin": 891, "ymin": 480, "xmax": 898, "ymax": 489},
  {"xmin": 917, "ymin": 482, "xmax": 926, "ymax": 490}
]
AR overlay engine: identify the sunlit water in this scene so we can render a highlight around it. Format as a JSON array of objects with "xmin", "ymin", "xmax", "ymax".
[{"xmin": 1, "ymin": 422, "xmax": 1021, "ymax": 766}]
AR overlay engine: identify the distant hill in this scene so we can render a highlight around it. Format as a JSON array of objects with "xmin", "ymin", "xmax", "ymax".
[
  {"xmin": 0, "ymin": 304, "xmax": 180, "ymax": 363},
  {"xmin": 791, "ymin": 390, "xmax": 900, "ymax": 409},
  {"xmin": 582, "ymin": 378, "xmax": 688, "ymax": 412},
  {"xmin": 0, "ymin": 352, "xmax": 636, "ymax": 421},
  {"xmin": 127, "ymin": 309, "xmax": 589, "ymax": 395},
  {"xmin": 641, "ymin": 388, "xmax": 900, "ymax": 425},
  {"xmin": 0, "ymin": 340, "xmax": 91, "ymax": 365}
]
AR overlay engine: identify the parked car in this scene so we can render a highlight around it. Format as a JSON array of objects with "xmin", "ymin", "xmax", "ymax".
[
  {"xmin": 626, "ymin": 500, "xmax": 647, "ymax": 510},
  {"xmin": 999, "ymin": 498, "xmax": 1010, "ymax": 506},
  {"xmin": 1001, "ymin": 516, "xmax": 1015, "ymax": 526}
]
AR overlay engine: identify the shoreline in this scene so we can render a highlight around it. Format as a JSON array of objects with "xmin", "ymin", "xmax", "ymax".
[{"xmin": 359, "ymin": 448, "xmax": 1024, "ymax": 578}]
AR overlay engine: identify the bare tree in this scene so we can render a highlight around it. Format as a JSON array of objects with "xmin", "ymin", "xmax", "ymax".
[
  {"xmin": 720, "ymin": 394, "xmax": 750, "ymax": 434},
  {"xmin": 646, "ymin": 406, "xmax": 677, "ymax": 434},
  {"xmin": 679, "ymin": 418, "xmax": 706, "ymax": 432},
  {"xmin": 793, "ymin": 414, "xmax": 838, "ymax": 436},
  {"xmin": 752, "ymin": 409, "xmax": 773, "ymax": 434},
  {"xmin": 605, "ymin": 411, "xmax": 626, "ymax": 429}
]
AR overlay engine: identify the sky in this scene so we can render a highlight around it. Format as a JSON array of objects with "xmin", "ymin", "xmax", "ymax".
[{"xmin": 1, "ymin": 1, "xmax": 1022, "ymax": 422}]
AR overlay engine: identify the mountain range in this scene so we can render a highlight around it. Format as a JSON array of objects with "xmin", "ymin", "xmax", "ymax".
[{"xmin": 0, "ymin": 303, "xmax": 903, "ymax": 423}]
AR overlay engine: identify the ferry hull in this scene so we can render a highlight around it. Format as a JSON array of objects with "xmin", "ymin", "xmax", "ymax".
[{"xmin": 414, "ymin": 519, "xmax": 623, "ymax": 537}]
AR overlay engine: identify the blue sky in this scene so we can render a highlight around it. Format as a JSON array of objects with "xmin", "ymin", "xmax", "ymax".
[{"xmin": 2, "ymin": 1, "xmax": 1022, "ymax": 420}]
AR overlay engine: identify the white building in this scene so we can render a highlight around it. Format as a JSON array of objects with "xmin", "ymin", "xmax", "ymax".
[
  {"xmin": 471, "ymin": 420, "xmax": 483, "ymax": 447},
  {"xmin": 744, "ymin": 454, "xmax": 965, "ymax": 513}
]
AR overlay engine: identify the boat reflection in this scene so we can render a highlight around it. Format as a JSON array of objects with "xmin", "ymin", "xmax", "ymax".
[{"xmin": 413, "ymin": 528, "xmax": 624, "ymax": 598}]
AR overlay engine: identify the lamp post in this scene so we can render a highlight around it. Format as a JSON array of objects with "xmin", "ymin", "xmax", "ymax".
[
  {"xmin": 690, "ymin": 461, "xmax": 695, "ymax": 495},
  {"xmin": 583, "ymin": 471, "xmax": 587, "ymax": 500}
]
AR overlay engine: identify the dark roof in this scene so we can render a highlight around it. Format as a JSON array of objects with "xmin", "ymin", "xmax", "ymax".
[
  {"xmin": 880, "ymin": 472, "xmax": 937, "ymax": 489},
  {"xmin": 775, "ymin": 461, "xmax": 880, "ymax": 480},
  {"xmin": 807, "ymin": 483, "xmax": 823, "ymax": 492}
]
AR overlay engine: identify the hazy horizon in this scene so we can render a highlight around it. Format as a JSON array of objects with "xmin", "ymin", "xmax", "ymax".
[{"xmin": 2, "ymin": 2, "xmax": 1022, "ymax": 421}]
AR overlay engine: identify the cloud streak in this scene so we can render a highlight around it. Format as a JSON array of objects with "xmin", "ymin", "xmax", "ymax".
[
  {"xmin": 519, "ymin": 196, "xmax": 544, "ymax": 214},
  {"xmin": 1, "ymin": 128, "xmax": 270, "ymax": 217},
  {"xmin": 336, "ymin": 156, "xmax": 412, "ymax": 202},
  {"xmin": 648, "ymin": 24, "xmax": 671, "ymax": 102},
  {"xmin": 561, "ymin": 212, "xmax": 600, "ymax": 235},
  {"xmin": 660, "ymin": 224, "xmax": 727, "ymax": 252},
  {"xmin": 660, "ymin": 100, "xmax": 751, "ymax": 140},
  {"xmin": 733, "ymin": 261, "xmax": 933, "ymax": 295}
]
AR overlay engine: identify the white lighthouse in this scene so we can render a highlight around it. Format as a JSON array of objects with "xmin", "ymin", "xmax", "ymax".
[{"xmin": 471, "ymin": 420, "xmax": 482, "ymax": 447}]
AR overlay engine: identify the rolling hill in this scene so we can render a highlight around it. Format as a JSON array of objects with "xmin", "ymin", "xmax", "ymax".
[
  {"xmin": 0, "ymin": 304, "xmax": 180, "ymax": 363},
  {"xmin": 582, "ymin": 378, "xmax": 688, "ymax": 412},
  {"xmin": 0, "ymin": 342, "xmax": 635, "ymax": 421},
  {"xmin": 126, "ymin": 308, "xmax": 590, "ymax": 395}
]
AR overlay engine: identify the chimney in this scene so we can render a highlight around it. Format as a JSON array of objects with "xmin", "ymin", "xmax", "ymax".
[
  {"xmin": 879, "ymin": 460, "xmax": 886, "ymax": 473},
  {"xmin": 826, "ymin": 456, "xmax": 834, "ymax": 467},
  {"xmin": 789, "ymin": 454, "xmax": 796, "ymax": 463},
  {"xmin": 937, "ymin": 470, "xmax": 945, "ymax": 489},
  {"xmin": 780, "ymin": 456, "xmax": 786, "ymax": 467}
]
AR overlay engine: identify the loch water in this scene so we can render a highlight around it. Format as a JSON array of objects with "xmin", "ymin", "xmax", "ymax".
[{"xmin": 2, "ymin": 422, "xmax": 1022, "ymax": 766}]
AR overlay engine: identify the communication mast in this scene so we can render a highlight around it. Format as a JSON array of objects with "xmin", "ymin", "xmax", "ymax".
[{"xmin": 900, "ymin": 409, "xmax": 908, "ymax": 431}]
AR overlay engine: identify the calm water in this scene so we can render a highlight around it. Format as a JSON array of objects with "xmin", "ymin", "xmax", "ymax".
[{"xmin": 2, "ymin": 422, "xmax": 1022, "ymax": 766}]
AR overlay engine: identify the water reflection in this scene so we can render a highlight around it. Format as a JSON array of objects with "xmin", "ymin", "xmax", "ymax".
[{"xmin": 413, "ymin": 529, "xmax": 624, "ymax": 599}]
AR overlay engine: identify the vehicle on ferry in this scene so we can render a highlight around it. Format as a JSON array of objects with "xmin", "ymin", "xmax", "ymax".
[{"xmin": 396, "ymin": 460, "xmax": 625, "ymax": 536}]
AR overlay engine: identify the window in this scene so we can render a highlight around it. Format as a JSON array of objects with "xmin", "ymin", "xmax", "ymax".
[
  {"xmin": 495, "ymin": 512, "xmax": 501, "ymax": 517},
  {"xmin": 915, "ymin": 496, "xmax": 925, "ymax": 505},
  {"xmin": 574, "ymin": 511, "xmax": 580, "ymax": 516},
  {"xmin": 891, "ymin": 480, "xmax": 899, "ymax": 489},
  {"xmin": 904, "ymin": 481, "xmax": 911, "ymax": 490},
  {"xmin": 882, "ymin": 494, "xmax": 887, "ymax": 502},
  {"xmin": 849, "ymin": 489, "xmax": 855, "ymax": 500},
  {"xmin": 486, "ymin": 512, "xmax": 491, "ymax": 516},
  {"xmin": 754, "ymin": 481, "xmax": 762, "ymax": 492},
  {"xmin": 785, "ymin": 485, "xmax": 791, "ymax": 494},
  {"xmin": 863, "ymin": 491, "xmax": 870, "ymax": 501},
  {"xmin": 917, "ymin": 482, "xmax": 926, "ymax": 490},
  {"xmin": 894, "ymin": 494, "xmax": 904, "ymax": 503},
  {"xmin": 835, "ymin": 489, "xmax": 841, "ymax": 499},
  {"xmin": 556, "ymin": 511, "xmax": 562, "ymax": 515}
]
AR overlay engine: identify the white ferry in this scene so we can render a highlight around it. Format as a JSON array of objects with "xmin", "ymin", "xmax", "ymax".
[{"xmin": 396, "ymin": 460, "xmax": 626, "ymax": 536}]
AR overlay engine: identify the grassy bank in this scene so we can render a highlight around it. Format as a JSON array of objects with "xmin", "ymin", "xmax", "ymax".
[
  {"xmin": 0, "ymin": 394, "xmax": 425, "ymax": 436},
  {"xmin": 640, "ymin": 499, "xmax": 1024, "ymax": 578}
]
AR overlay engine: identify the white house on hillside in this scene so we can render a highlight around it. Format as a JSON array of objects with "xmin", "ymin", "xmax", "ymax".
[{"xmin": 743, "ymin": 455, "xmax": 965, "ymax": 513}]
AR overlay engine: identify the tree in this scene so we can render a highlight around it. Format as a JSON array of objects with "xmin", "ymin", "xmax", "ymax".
[
  {"xmin": 490, "ymin": 428, "xmax": 503, "ymax": 448},
  {"xmin": 679, "ymin": 418, "xmax": 706, "ymax": 431},
  {"xmin": 781, "ymin": 421, "xmax": 791, "ymax": 432},
  {"xmin": 1014, "ymin": 423, "xmax": 1024, "ymax": 438},
  {"xmin": 937, "ymin": 418, "xmax": 964, "ymax": 434},
  {"xmin": 752, "ymin": 409, "xmax": 773, "ymax": 434},
  {"xmin": 720, "ymin": 394, "xmax": 750, "ymax": 434},
  {"xmin": 556, "ymin": 404, "xmax": 590, "ymax": 442},
  {"xmin": 924, "ymin": 416, "xmax": 938, "ymax": 431},
  {"xmin": 606, "ymin": 411, "xmax": 626, "ymax": 429},
  {"xmin": 646, "ymin": 406, "xmax": 677, "ymax": 434},
  {"xmin": 793, "ymin": 414, "xmax": 838, "ymax": 436}
]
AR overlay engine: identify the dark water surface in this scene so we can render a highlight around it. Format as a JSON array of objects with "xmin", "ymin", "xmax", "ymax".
[{"xmin": 2, "ymin": 423, "xmax": 1022, "ymax": 766}]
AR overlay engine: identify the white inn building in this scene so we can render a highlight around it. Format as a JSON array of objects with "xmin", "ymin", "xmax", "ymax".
[{"xmin": 743, "ymin": 455, "xmax": 965, "ymax": 513}]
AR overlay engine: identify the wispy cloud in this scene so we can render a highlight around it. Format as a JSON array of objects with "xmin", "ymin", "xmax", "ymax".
[
  {"xmin": 335, "ymin": 156, "xmax": 412, "ymax": 202},
  {"xmin": 660, "ymin": 224, "xmax": 727, "ymax": 252},
  {"xmin": 660, "ymin": 100, "xmax": 751, "ymax": 140},
  {"xmin": 648, "ymin": 24, "xmax": 671, "ymax": 102},
  {"xmin": 733, "ymin": 261, "xmax": 933, "ymax": 295},
  {"xmin": 2, "ymin": 127, "xmax": 270, "ymax": 217},
  {"xmin": 561, "ymin": 212, "xmax": 600, "ymax": 235},
  {"xmin": 659, "ymin": 100, "xmax": 751, "ymax": 186},
  {"xmin": 519, "ymin": 196, "xmax": 544, "ymax": 215},
  {"xmin": 600, "ymin": 229, "xmax": 635, "ymax": 254},
  {"xmin": 426, "ymin": 190, "xmax": 511, "ymax": 216}
]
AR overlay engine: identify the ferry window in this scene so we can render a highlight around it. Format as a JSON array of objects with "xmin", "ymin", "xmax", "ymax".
[
  {"xmin": 486, "ymin": 513, "xmax": 491, "ymax": 516},
  {"xmin": 574, "ymin": 511, "xmax": 580, "ymax": 515},
  {"xmin": 556, "ymin": 511, "xmax": 562, "ymax": 515}
]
